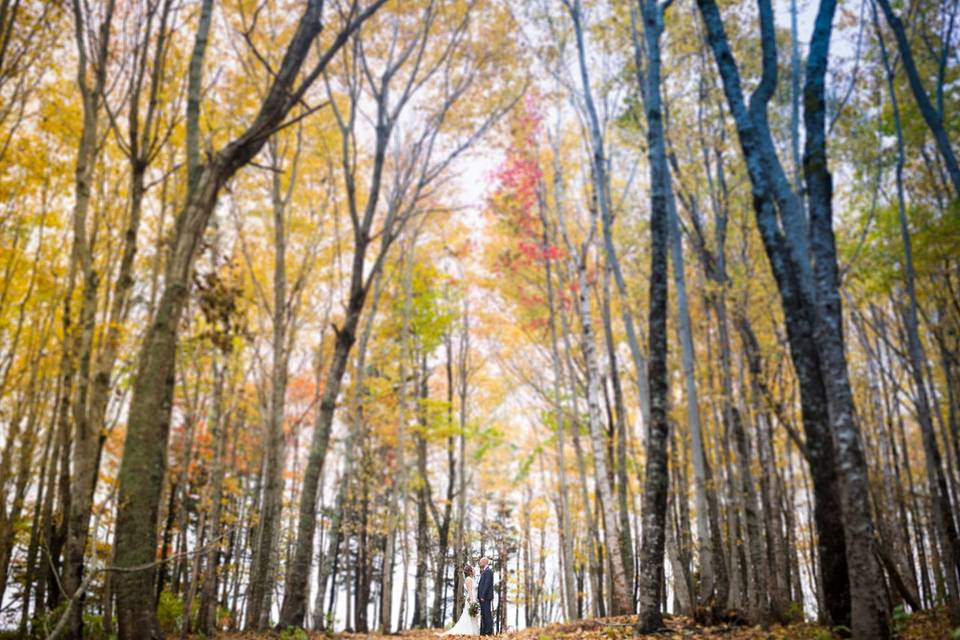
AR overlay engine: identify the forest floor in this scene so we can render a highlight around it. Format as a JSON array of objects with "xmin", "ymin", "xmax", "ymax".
[{"xmin": 236, "ymin": 609, "xmax": 954, "ymax": 639}]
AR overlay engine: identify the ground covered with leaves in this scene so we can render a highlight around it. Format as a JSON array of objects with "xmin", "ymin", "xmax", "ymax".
[{"xmin": 233, "ymin": 609, "xmax": 955, "ymax": 640}]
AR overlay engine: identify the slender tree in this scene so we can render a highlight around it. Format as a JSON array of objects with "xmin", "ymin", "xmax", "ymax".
[{"xmin": 636, "ymin": 0, "xmax": 673, "ymax": 630}]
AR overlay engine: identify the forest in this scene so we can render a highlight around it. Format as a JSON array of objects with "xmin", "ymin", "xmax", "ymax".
[{"xmin": 0, "ymin": 0, "xmax": 958, "ymax": 638}]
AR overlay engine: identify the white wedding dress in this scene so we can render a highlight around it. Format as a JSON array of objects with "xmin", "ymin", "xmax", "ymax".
[{"xmin": 440, "ymin": 575, "xmax": 480, "ymax": 635}]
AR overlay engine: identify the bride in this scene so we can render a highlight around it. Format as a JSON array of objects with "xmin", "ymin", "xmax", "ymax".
[{"xmin": 440, "ymin": 564, "xmax": 480, "ymax": 636}]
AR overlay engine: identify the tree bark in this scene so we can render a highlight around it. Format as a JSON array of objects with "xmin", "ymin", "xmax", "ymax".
[
  {"xmin": 412, "ymin": 353, "xmax": 430, "ymax": 628},
  {"xmin": 431, "ymin": 336, "xmax": 457, "ymax": 628},
  {"xmin": 803, "ymin": 1, "xmax": 890, "ymax": 634},
  {"xmin": 574, "ymin": 252, "xmax": 632, "ymax": 617},
  {"xmin": 197, "ymin": 359, "xmax": 228, "ymax": 634},
  {"xmin": 61, "ymin": 2, "xmax": 115, "ymax": 636},
  {"xmin": 636, "ymin": 0, "xmax": 672, "ymax": 630},
  {"xmin": 538, "ymin": 196, "xmax": 579, "ymax": 621},
  {"xmin": 381, "ymin": 235, "xmax": 417, "ymax": 634},
  {"xmin": 246, "ymin": 140, "xmax": 296, "ymax": 631},
  {"xmin": 664, "ymin": 159, "xmax": 721, "ymax": 615}
]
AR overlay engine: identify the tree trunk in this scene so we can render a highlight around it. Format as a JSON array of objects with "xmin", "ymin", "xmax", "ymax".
[
  {"xmin": 381, "ymin": 237, "xmax": 416, "ymax": 634},
  {"xmin": 666, "ymin": 433, "xmax": 693, "ymax": 615},
  {"xmin": 539, "ymin": 200, "xmax": 579, "ymax": 621},
  {"xmin": 711, "ymin": 292, "xmax": 766, "ymax": 621},
  {"xmin": 803, "ymin": 2, "xmax": 890, "ymax": 634},
  {"xmin": 551, "ymin": 133, "xmax": 603, "ymax": 619},
  {"xmin": 246, "ymin": 142, "xmax": 294, "ymax": 631},
  {"xmin": 637, "ymin": 0, "xmax": 672, "ymax": 630},
  {"xmin": 664, "ymin": 165, "xmax": 722, "ymax": 614},
  {"xmin": 600, "ymin": 264, "xmax": 636, "ymax": 600},
  {"xmin": 573, "ymin": 251, "xmax": 632, "ymax": 616},
  {"xmin": 452, "ymin": 295, "xmax": 472, "ymax": 627},
  {"xmin": 19, "ymin": 392, "xmax": 57, "ymax": 633},
  {"xmin": 61, "ymin": 3, "xmax": 115, "ymax": 636},
  {"xmin": 282, "ymin": 303, "xmax": 364, "ymax": 628},
  {"xmin": 197, "ymin": 359, "xmax": 228, "ymax": 634},
  {"xmin": 432, "ymin": 339, "xmax": 457, "ymax": 628},
  {"xmin": 412, "ymin": 353, "xmax": 431, "ymax": 628},
  {"xmin": 738, "ymin": 317, "xmax": 790, "ymax": 619},
  {"xmin": 172, "ymin": 392, "xmax": 199, "ymax": 596}
]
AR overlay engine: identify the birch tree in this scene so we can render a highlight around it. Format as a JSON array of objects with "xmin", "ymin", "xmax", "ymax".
[{"xmin": 635, "ymin": 0, "xmax": 673, "ymax": 629}]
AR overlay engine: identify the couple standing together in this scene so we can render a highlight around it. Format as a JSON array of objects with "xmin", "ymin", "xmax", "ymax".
[{"xmin": 441, "ymin": 556, "xmax": 495, "ymax": 636}]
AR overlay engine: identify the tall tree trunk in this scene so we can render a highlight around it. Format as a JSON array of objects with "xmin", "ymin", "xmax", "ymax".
[
  {"xmin": 155, "ymin": 480, "xmax": 178, "ymax": 603},
  {"xmin": 197, "ymin": 358, "xmax": 228, "ymax": 634},
  {"xmin": 349, "ymin": 271, "xmax": 386, "ymax": 634},
  {"xmin": 172, "ymin": 391, "xmax": 199, "ymax": 596},
  {"xmin": 191, "ymin": 5, "xmax": 219, "ymax": 632},
  {"xmin": 412, "ymin": 352, "xmax": 431, "ymax": 628},
  {"xmin": 246, "ymin": 141, "xmax": 294, "ymax": 631},
  {"xmin": 539, "ymin": 199, "xmax": 579, "ymax": 621},
  {"xmin": 552, "ymin": 131, "xmax": 603, "ymax": 619},
  {"xmin": 19, "ymin": 389, "xmax": 57, "ymax": 633},
  {"xmin": 432, "ymin": 337, "xmax": 457, "ymax": 628},
  {"xmin": 61, "ymin": 3, "xmax": 115, "ymax": 637},
  {"xmin": 179, "ymin": 506, "xmax": 207, "ymax": 639},
  {"xmin": 573, "ymin": 252, "xmax": 631, "ymax": 616},
  {"xmin": 278, "ymin": 257, "xmax": 369, "ymax": 628},
  {"xmin": 738, "ymin": 317, "xmax": 789, "ymax": 619},
  {"xmin": 452, "ymin": 295, "xmax": 472, "ymax": 627},
  {"xmin": 803, "ymin": 1, "xmax": 889, "ymax": 634},
  {"xmin": 637, "ymin": 0, "xmax": 672, "ymax": 630},
  {"xmin": 711, "ymin": 289, "xmax": 766, "ymax": 621},
  {"xmin": 600, "ymin": 264, "xmax": 636, "ymax": 601},
  {"xmin": 381, "ymin": 236, "xmax": 417, "ymax": 634},
  {"xmin": 566, "ymin": 0, "xmax": 650, "ymax": 430},
  {"xmin": 666, "ymin": 432, "xmax": 693, "ymax": 615},
  {"xmin": 663, "ymin": 162, "xmax": 721, "ymax": 614}
]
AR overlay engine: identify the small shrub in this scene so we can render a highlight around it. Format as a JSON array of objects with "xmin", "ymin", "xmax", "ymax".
[
  {"xmin": 82, "ymin": 613, "xmax": 112, "ymax": 640},
  {"xmin": 153, "ymin": 590, "xmax": 200, "ymax": 634},
  {"xmin": 784, "ymin": 600, "xmax": 805, "ymax": 623},
  {"xmin": 29, "ymin": 601, "xmax": 69, "ymax": 639},
  {"xmin": 216, "ymin": 604, "xmax": 232, "ymax": 629},
  {"xmin": 156, "ymin": 591, "xmax": 185, "ymax": 634},
  {"xmin": 892, "ymin": 604, "xmax": 910, "ymax": 638},
  {"xmin": 280, "ymin": 626, "xmax": 309, "ymax": 640}
]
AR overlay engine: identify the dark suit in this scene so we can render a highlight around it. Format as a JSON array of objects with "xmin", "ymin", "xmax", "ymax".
[{"xmin": 477, "ymin": 565, "xmax": 495, "ymax": 635}]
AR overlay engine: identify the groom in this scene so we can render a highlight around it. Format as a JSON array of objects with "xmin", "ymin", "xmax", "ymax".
[{"xmin": 476, "ymin": 556, "xmax": 495, "ymax": 635}]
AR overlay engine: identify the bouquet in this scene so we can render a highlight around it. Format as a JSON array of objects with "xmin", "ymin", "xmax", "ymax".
[{"xmin": 469, "ymin": 602, "xmax": 480, "ymax": 618}]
